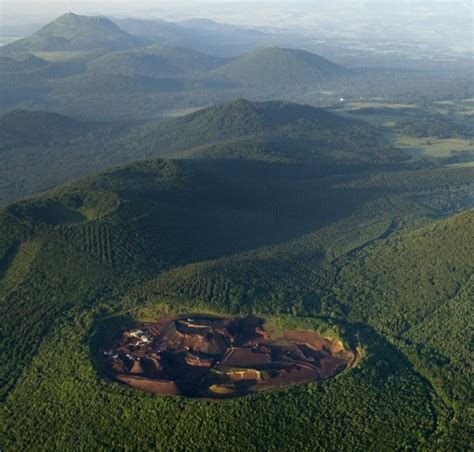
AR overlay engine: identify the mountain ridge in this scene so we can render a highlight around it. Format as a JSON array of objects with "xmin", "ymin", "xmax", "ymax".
[{"xmin": 2, "ymin": 13, "xmax": 141, "ymax": 53}]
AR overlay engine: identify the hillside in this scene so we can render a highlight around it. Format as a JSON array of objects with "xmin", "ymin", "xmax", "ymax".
[
  {"xmin": 0, "ymin": 110, "xmax": 92, "ymax": 149},
  {"xmin": 1, "ymin": 13, "xmax": 141, "ymax": 53},
  {"xmin": 0, "ymin": 54, "xmax": 49, "ymax": 72},
  {"xmin": 0, "ymin": 154, "xmax": 472, "ymax": 448},
  {"xmin": 335, "ymin": 209, "xmax": 474, "ymax": 445},
  {"xmin": 213, "ymin": 47, "xmax": 345, "ymax": 88},
  {"xmin": 0, "ymin": 110, "xmax": 124, "ymax": 204},
  {"xmin": 2, "ymin": 100, "xmax": 473, "ymax": 209},
  {"xmin": 0, "ymin": 100, "xmax": 398, "ymax": 206},
  {"xmin": 121, "ymin": 99, "xmax": 380, "ymax": 157},
  {"xmin": 85, "ymin": 44, "xmax": 229, "ymax": 77}
]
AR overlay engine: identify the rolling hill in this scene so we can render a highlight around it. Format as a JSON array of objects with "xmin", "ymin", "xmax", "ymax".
[
  {"xmin": 0, "ymin": 14, "xmax": 235, "ymax": 121},
  {"xmin": 1, "ymin": 13, "xmax": 141, "ymax": 53},
  {"xmin": 120, "ymin": 99, "xmax": 380, "ymax": 157},
  {"xmin": 0, "ymin": 100, "xmax": 400, "ymax": 206},
  {"xmin": 85, "ymin": 44, "xmax": 229, "ymax": 78},
  {"xmin": 213, "ymin": 47, "xmax": 345, "ymax": 89}
]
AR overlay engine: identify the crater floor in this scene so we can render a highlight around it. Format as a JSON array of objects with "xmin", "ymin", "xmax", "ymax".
[{"xmin": 102, "ymin": 314, "xmax": 355, "ymax": 398}]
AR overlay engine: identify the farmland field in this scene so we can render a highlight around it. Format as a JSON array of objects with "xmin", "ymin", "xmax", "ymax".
[{"xmin": 394, "ymin": 135, "xmax": 474, "ymax": 159}]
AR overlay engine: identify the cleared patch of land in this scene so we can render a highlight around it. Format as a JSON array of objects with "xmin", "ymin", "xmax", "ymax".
[
  {"xmin": 395, "ymin": 135, "xmax": 474, "ymax": 158},
  {"xmin": 447, "ymin": 160, "xmax": 474, "ymax": 168},
  {"xmin": 342, "ymin": 102, "xmax": 416, "ymax": 110},
  {"xmin": 31, "ymin": 50, "xmax": 105, "ymax": 62},
  {"xmin": 102, "ymin": 314, "xmax": 355, "ymax": 398},
  {"xmin": 160, "ymin": 107, "xmax": 205, "ymax": 118}
]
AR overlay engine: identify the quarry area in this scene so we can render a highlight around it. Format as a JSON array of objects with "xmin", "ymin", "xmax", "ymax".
[{"xmin": 102, "ymin": 315, "xmax": 355, "ymax": 398}]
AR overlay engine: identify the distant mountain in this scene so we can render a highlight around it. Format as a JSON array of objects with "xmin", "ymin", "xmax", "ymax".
[
  {"xmin": 177, "ymin": 18, "xmax": 262, "ymax": 35},
  {"xmin": 111, "ymin": 18, "xmax": 184, "ymax": 40},
  {"xmin": 0, "ymin": 16, "xmax": 345, "ymax": 121},
  {"xmin": 85, "ymin": 44, "xmax": 229, "ymax": 77},
  {"xmin": 213, "ymin": 47, "xmax": 345, "ymax": 88},
  {"xmin": 2, "ymin": 13, "xmax": 141, "ymax": 53},
  {"xmin": 112, "ymin": 17, "xmax": 267, "ymax": 57},
  {"xmin": 177, "ymin": 18, "xmax": 235, "ymax": 30}
]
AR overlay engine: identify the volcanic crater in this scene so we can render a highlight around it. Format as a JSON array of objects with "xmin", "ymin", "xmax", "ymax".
[{"xmin": 102, "ymin": 314, "xmax": 355, "ymax": 398}]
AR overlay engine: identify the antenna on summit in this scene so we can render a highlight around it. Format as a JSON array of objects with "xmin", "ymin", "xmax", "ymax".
[{"xmin": 66, "ymin": 0, "xmax": 72, "ymax": 13}]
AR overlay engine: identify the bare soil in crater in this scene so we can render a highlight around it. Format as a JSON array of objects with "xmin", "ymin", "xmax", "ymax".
[{"xmin": 101, "ymin": 314, "xmax": 355, "ymax": 398}]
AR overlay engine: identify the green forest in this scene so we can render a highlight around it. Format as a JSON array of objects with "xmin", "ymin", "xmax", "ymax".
[
  {"xmin": 0, "ymin": 151, "xmax": 472, "ymax": 449},
  {"xmin": 1, "ymin": 9, "xmax": 473, "ymax": 452}
]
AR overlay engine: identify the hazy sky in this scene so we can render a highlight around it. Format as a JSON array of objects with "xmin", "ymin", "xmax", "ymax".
[
  {"xmin": 2, "ymin": 1, "xmax": 473, "ymax": 24},
  {"xmin": 1, "ymin": 0, "xmax": 472, "ymax": 52}
]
